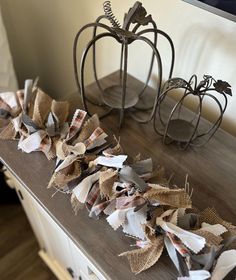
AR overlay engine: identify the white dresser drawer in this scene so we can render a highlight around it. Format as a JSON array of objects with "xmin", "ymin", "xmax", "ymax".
[
  {"xmin": 4, "ymin": 168, "xmax": 107, "ymax": 280},
  {"xmin": 69, "ymin": 239, "xmax": 107, "ymax": 280}
]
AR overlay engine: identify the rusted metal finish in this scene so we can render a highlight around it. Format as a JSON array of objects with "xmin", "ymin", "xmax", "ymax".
[
  {"xmin": 73, "ymin": 1, "xmax": 175, "ymax": 126},
  {"xmin": 154, "ymin": 75, "xmax": 232, "ymax": 149}
]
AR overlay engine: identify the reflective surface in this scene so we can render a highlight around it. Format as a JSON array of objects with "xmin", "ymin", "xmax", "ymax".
[{"xmin": 183, "ymin": 0, "xmax": 236, "ymax": 22}]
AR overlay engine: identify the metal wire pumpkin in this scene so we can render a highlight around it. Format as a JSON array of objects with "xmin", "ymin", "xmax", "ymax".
[
  {"xmin": 154, "ymin": 75, "xmax": 232, "ymax": 149},
  {"xmin": 73, "ymin": 1, "xmax": 175, "ymax": 127}
]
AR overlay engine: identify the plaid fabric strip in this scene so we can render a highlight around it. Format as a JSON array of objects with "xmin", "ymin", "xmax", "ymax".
[
  {"xmin": 116, "ymin": 195, "xmax": 146, "ymax": 210},
  {"xmin": 40, "ymin": 135, "xmax": 52, "ymax": 155},
  {"xmin": 18, "ymin": 127, "xmax": 28, "ymax": 138},
  {"xmin": 86, "ymin": 182, "xmax": 100, "ymax": 206},
  {"xmin": 84, "ymin": 127, "xmax": 105, "ymax": 148},
  {"xmin": 136, "ymin": 240, "xmax": 149, "ymax": 248},
  {"xmin": 166, "ymin": 232, "xmax": 189, "ymax": 257},
  {"xmin": 67, "ymin": 109, "xmax": 86, "ymax": 140},
  {"xmin": 91, "ymin": 200, "xmax": 109, "ymax": 217}
]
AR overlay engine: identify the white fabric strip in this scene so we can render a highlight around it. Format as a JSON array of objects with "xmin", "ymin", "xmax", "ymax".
[
  {"xmin": 23, "ymin": 79, "xmax": 33, "ymax": 112},
  {"xmin": 106, "ymin": 208, "xmax": 131, "ymax": 230},
  {"xmin": 178, "ymin": 270, "xmax": 211, "ymax": 280},
  {"xmin": 122, "ymin": 207, "xmax": 147, "ymax": 240},
  {"xmin": 95, "ymin": 155, "xmax": 127, "ymax": 169},
  {"xmin": 18, "ymin": 130, "xmax": 47, "ymax": 153},
  {"xmin": 157, "ymin": 219, "xmax": 206, "ymax": 254}
]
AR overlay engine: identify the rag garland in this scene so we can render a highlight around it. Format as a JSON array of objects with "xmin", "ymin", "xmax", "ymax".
[{"xmin": 1, "ymin": 81, "xmax": 236, "ymax": 280}]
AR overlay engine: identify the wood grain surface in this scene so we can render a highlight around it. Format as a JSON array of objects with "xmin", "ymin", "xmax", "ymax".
[{"xmin": 0, "ymin": 71, "xmax": 236, "ymax": 280}]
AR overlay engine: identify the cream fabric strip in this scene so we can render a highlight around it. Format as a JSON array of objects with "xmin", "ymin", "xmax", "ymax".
[
  {"xmin": 0, "ymin": 92, "xmax": 18, "ymax": 109},
  {"xmin": 54, "ymin": 154, "xmax": 78, "ymax": 173},
  {"xmin": 211, "ymin": 250, "xmax": 236, "ymax": 280},
  {"xmin": 67, "ymin": 142, "xmax": 86, "ymax": 156},
  {"xmin": 201, "ymin": 222, "xmax": 227, "ymax": 236},
  {"xmin": 73, "ymin": 171, "xmax": 101, "ymax": 203}
]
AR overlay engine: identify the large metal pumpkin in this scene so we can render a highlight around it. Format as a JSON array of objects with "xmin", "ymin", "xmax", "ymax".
[{"xmin": 73, "ymin": 1, "xmax": 175, "ymax": 127}]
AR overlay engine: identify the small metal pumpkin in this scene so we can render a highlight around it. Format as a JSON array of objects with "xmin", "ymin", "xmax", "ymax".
[{"xmin": 154, "ymin": 75, "xmax": 232, "ymax": 149}]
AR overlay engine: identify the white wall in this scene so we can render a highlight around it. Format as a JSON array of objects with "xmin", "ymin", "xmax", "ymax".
[
  {"xmin": 0, "ymin": 5, "xmax": 18, "ymax": 92},
  {"xmin": 1, "ymin": 0, "xmax": 236, "ymax": 134}
]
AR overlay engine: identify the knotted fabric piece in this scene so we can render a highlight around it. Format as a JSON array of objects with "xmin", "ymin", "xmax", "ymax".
[
  {"xmin": 1, "ymin": 80, "xmax": 70, "ymax": 160},
  {"xmin": 119, "ymin": 227, "xmax": 164, "ymax": 274},
  {"xmin": 49, "ymin": 110, "xmax": 109, "ymax": 193}
]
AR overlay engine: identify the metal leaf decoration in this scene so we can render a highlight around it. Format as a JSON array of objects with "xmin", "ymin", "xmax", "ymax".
[{"xmin": 214, "ymin": 80, "xmax": 232, "ymax": 96}]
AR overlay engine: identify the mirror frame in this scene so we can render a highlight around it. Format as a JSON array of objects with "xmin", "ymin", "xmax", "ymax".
[{"xmin": 183, "ymin": 0, "xmax": 236, "ymax": 22}]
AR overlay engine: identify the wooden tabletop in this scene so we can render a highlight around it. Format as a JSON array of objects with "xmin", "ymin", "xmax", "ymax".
[{"xmin": 1, "ymin": 71, "xmax": 236, "ymax": 280}]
